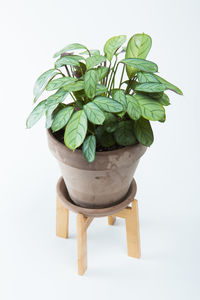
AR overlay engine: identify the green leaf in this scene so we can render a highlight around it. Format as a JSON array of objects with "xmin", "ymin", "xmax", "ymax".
[
  {"xmin": 45, "ymin": 103, "xmax": 59, "ymax": 128},
  {"xmin": 45, "ymin": 88, "xmax": 69, "ymax": 108},
  {"xmin": 114, "ymin": 121, "xmax": 136, "ymax": 146},
  {"xmin": 93, "ymin": 96, "xmax": 123, "ymax": 113},
  {"xmin": 53, "ymin": 43, "xmax": 87, "ymax": 58},
  {"xmin": 84, "ymin": 70, "xmax": 98, "ymax": 99},
  {"xmin": 133, "ymin": 118, "xmax": 154, "ymax": 146},
  {"xmin": 65, "ymin": 55, "xmax": 85, "ymax": 61},
  {"xmin": 85, "ymin": 55, "xmax": 106, "ymax": 69},
  {"xmin": 26, "ymin": 100, "xmax": 46, "ymax": 128},
  {"xmin": 112, "ymin": 89, "xmax": 127, "ymax": 111},
  {"xmin": 135, "ymin": 82, "xmax": 166, "ymax": 93},
  {"xmin": 137, "ymin": 72, "xmax": 158, "ymax": 83},
  {"xmin": 137, "ymin": 72, "xmax": 183, "ymax": 95},
  {"xmin": 95, "ymin": 84, "xmax": 108, "ymax": 96},
  {"xmin": 103, "ymin": 112, "xmax": 117, "ymax": 133},
  {"xmin": 95, "ymin": 126, "xmax": 115, "ymax": 147},
  {"xmin": 46, "ymin": 77, "xmax": 77, "ymax": 91},
  {"xmin": 82, "ymin": 135, "xmax": 96, "ymax": 162},
  {"xmin": 64, "ymin": 110, "xmax": 87, "ymax": 150},
  {"xmin": 104, "ymin": 35, "xmax": 126, "ymax": 61},
  {"xmin": 135, "ymin": 94, "xmax": 165, "ymax": 121},
  {"xmin": 158, "ymin": 93, "xmax": 170, "ymax": 106},
  {"xmin": 33, "ymin": 69, "xmax": 59, "ymax": 102},
  {"xmin": 96, "ymin": 66, "xmax": 109, "ymax": 80},
  {"xmin": 83, "ymin": 102, "xmax": 105, "ymax": 125},
  {"xmin": 153, "ymin": 74, "xmax": 183, "ymax": 95},
  {"xmin": 121, "ymin": 58, "xmax": 158, "ymax": 73},
  {"xmin": 126, "ymin": 95, "xmax": 141, "ymax": 120},
  {"xmin": 63, "ymin": 81, "xmax": 84, "ymax": 92},
  {"xmin": 55, "ymin": 56, "xmax": 80, "ymax": 68},
  {"xmin": 80, "ymin": 49, "xmax": 100, "ymax": 56},
  {"xmin": 125, "ymin": 33, "xmax": 152, "ymax": 78},
  {"xmin": 51, "ymin": 106, "xmax": 74, "ymax": 132}
]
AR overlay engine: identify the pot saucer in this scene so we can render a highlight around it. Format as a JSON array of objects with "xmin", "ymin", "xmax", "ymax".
[{"xmin": 56, "ymin": 177, "xmax": 137, "ymax": 217}]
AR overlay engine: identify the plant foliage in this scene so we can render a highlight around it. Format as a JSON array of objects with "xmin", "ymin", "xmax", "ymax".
[{"xmin": 27, "ymin": 33, "xmax": 183, "ymax": 162}]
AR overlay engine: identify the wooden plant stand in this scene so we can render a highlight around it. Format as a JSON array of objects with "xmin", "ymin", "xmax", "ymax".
[{"xmin": 56, "ymin": 177, "xmax": 141, "ymax": 276}]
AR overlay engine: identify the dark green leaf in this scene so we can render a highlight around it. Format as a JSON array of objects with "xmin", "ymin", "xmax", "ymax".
[
  {"xmin": 93, "ymin": 96, "xmax": 123, "ymax": 113},
  {"xmin": 114, "ymin": 121, "xmax": 136, "ymax": 146},
  {"xmin": 83, "ymin": 102, "xmax": 105, "ymax": 125},
  {"xmin": 73, "ymin": 90, "xmax": 85, "ymax": 101},
  {"xmin": 104, "ymin": 35, "xmax": 126, "ymax": 61},
  {"xmin": 85, "ymin": 55, "xmax": 106, "ymax": 69},
  {"xmin": 64, "ymin": 110, "xmax": 87, "ymax": 150},
  {"xmin": 112, "ymin": 89, "xmax": 127, "ymax": 111},
  {"xmin": 84, "ymin": 70, "xmax": 98, "ymax": 99},
  {"xmin": 135, "ymin": 82, "xmax": 166, "ymax": 93},
  {"xmin": 96, "ymin": 66, "xmax": 109, "ymax": 80},
  {"xmin": 33, "ymin": 69, "xmax": 59, "ymax": 102},
  {"xmin": 46, "ymin": 77, "xmax": 77, "ymax": 91},
  {"xmin": 82, "ymin": 135, "xmax": 96, "ymax": 162},
  {"xmin": 121, "ymin": 58, "xmax": 158, "ymax": 73},
  {"xmin": 53, "ymin": 43, "xmax": 87, "ymax": 58},
  {"xmin": 103, "ymin": 112, "xmax": 117, "ymax": 133},
  {"xmin": 134, "ymin": 118, "xmax": 154, "ymax": 146},
  {"xmin": 55, "ymin": 56, "xmax": 80, "ymax": 68},
  {"xmin": 75, "ymin": 100, "xmax": 84, "ymax": 109},
  {"xmin": 125, "ymin": 33, "xmax": 152, "ymax": 78},
  {"xmin": 45, "ymin": 88, "xmax": 69, "ymax": 108},
  {"xmin": 26, "ymin": 100, "xmax": 46, "ymax": 128},
  {"xmin": 135, "ymin": 94, "xmax": 165, "ymax": 121},
  {"xmin": 51, "ymin": 106, "xmax": 74, "ymax": 132},
  {"xmin": 95, "ymin": 84, "xmax": 108, "ymax": 96},
  {"xmin": 95, "ymin": 126, "xmax": 115, "ymax": 147},
  {"xmin": 126, "ymin": 95, "xmax": 141, "ymax": 120},
  {"xmin": 153, "ymin": 74, "xmax": 183, "ymax": 95},
  {"xmin": 158, "ymin": 93, "xmax": 170, "ymax": 106}
]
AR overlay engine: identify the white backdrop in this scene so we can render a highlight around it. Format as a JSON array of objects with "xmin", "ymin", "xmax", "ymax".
[{"xmin": 0, "ymin": 0, "xmax": 200, "ymax": 299}]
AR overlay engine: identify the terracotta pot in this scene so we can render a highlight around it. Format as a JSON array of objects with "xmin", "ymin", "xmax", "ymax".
[{"xmin": 47, "ymin": 129, "xmax": 147, "ymax": 208}]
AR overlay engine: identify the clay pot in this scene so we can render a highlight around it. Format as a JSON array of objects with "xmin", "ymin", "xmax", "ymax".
[{"xmin": 47, "ymin": 129, "xmax": 147, "ymax": 209}]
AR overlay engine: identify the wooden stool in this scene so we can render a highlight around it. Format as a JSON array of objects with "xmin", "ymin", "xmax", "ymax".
[{"xmin": 56, "ymin": 177, "xmax": 141, "ymax": 275}]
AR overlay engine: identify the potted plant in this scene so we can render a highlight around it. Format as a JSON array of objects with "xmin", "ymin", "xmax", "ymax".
[{"xmin": 26, "ymin": 33, "xmax": 182, "ymax": 208}]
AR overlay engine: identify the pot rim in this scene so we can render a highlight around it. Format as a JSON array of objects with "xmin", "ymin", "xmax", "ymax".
[{"xmin": 47, "ymin": 128, "xmax": 143, "ymax": 156}]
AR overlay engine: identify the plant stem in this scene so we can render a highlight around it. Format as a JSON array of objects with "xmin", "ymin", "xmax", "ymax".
[
  {"xmin": 65, "ymin": 65, "xmax": 71, "ymax": 77},
  {"xmin": 125, "ymin": 78, "xmax": 132, "ymax": 94},
  {"xmin": 108, "ymin": 61, "xmax": 119, "ymax": 96},
  {"xmin": 86, "ymin": 48, "xmax": 91, "ymax": 57},
  {"xmin": 107, "ymin": 56, "xmax": 118, "ymax": 95},
  {"xmin": 119, "ymin": 64, "xmax": 125, "ymax": 88},
  {"xmin": 70, "ymin": 92, "xmax": 76, "ymax": 102},
  {"xmin": 70, "ymin": 66, "xmax": 74, "ymax": 77},
  {"xmin": 105, "ymin": 61, "xmax": 111, "ymax": 86}
]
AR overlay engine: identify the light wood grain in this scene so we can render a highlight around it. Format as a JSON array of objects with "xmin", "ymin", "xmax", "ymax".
[
  {"xmin": 56, "ymin": 197, "xmax": 69, "ymax": 238},
  {"xmin": 77, "ymin": 214, "xmax": 93, "ymax": 275},
  {"xmin": 108, "ymin": 216, "xmax": 116, "ymax": 225},
  {"xmin": 125, "ymin": 200, "xmax": 141, "ymax": 258}
]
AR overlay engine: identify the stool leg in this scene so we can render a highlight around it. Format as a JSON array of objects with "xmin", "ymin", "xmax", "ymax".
[
  {"xmin": 56, "ymin": 197, "xmax": 69, "ymax": 238},
  {"xmin": 108, "ymin": 216, "xmax": 116, "ymax": 225},
  {"xmin": 77, "ymin": 214, "xmax": 88, "ymax": 275},
  {"xmin": 125, "ymin": 200, "xmax": 141, "ymax": 258}
]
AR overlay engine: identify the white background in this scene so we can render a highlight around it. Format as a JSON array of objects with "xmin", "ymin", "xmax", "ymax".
[{"xmin": 0, "ymin": 0, "xmax": 200, "ymax": 299}]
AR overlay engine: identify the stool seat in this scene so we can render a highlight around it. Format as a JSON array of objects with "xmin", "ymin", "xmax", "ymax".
[
  {"xmin": 56, "ymin": 177, "xmax": 137, "ymax": 217},
  {"xmin": 56, "ymin": 177, "xmax": 141, "ymax": 275}
]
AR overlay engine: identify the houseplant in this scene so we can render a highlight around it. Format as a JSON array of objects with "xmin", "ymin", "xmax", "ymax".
[{"xmin": 26, "ymin": 33, "xmax": 182, "ymax": 208}]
